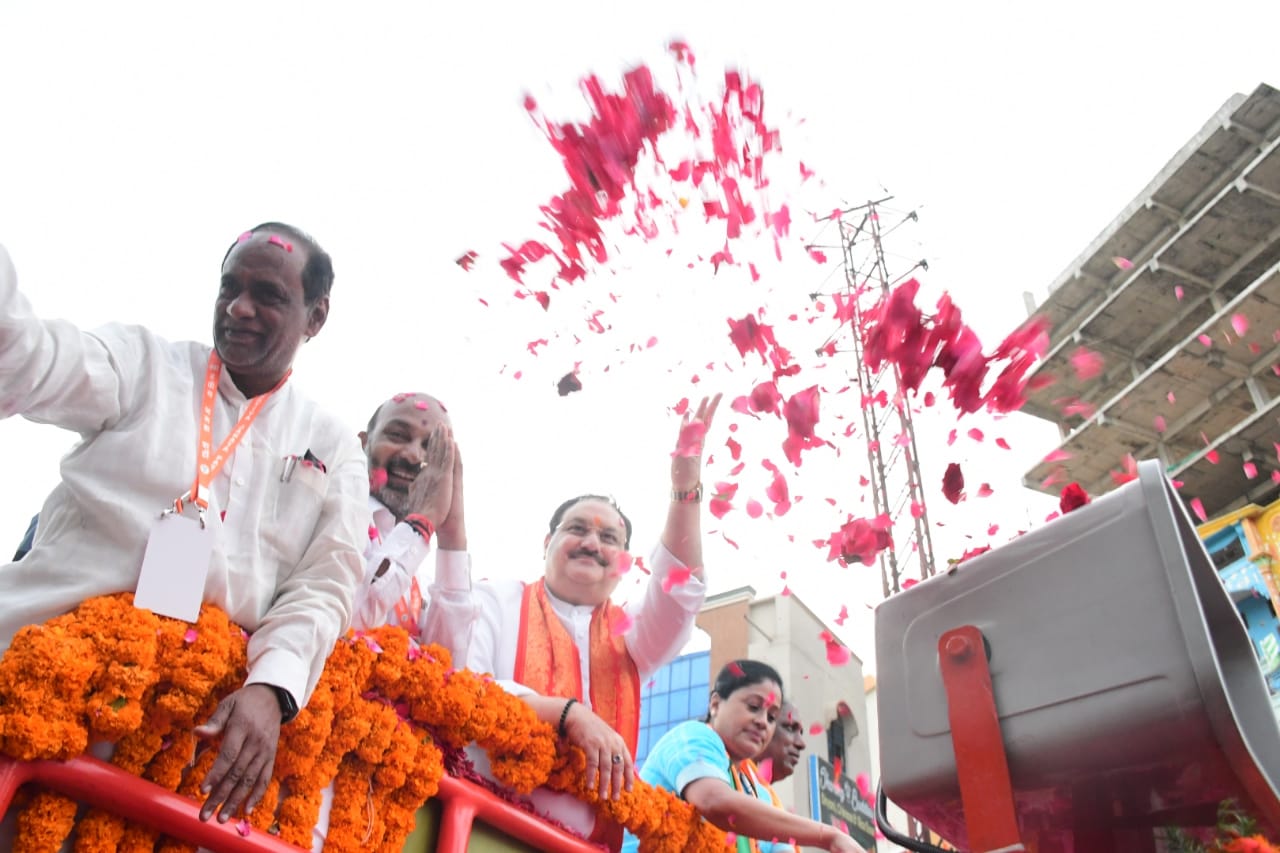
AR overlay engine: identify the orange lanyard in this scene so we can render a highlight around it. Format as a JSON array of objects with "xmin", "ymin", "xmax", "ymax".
[{"xmin": 174, "ymin": 351, "xmax": 289, "ymax": 516}]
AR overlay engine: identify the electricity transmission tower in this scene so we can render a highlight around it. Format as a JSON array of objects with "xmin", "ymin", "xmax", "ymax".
[{"xmin": 816, "ymin": 198, "xmax": 938, "ymax": 599}]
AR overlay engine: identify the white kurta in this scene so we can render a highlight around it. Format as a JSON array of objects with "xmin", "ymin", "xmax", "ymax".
[
  {"xmin": 0, "ymin": 244, "xmax": 368, "ymax": 706},
  {"xmin": 428, "ymin": 544, "xmax": 706, "ymax": 838},
  {"xmin": 350, "ymin": 495, "xmax": 470, "ymax": 635}
]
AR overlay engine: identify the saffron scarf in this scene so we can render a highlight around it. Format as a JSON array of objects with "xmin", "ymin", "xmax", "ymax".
[
  {"xmin": 513, "ymin": 578, "xmax": 642, "ymax": 755},
  {"xmin": 729, "ymin": 760, "xmax": 787, "ymax": 853},
  {"xmin": 514, "ymin": 579, "xmax": 640, "ymax": 851}
]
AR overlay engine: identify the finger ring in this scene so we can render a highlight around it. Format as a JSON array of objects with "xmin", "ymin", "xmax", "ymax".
[{"xmin": 611, "ymin": 754, "xmax": 623, "ymax": 764}]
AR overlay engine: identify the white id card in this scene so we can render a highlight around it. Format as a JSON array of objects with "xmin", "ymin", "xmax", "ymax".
[{"xmin": 134, "ymin": 511, "xmax": 215, "ymax": 622}]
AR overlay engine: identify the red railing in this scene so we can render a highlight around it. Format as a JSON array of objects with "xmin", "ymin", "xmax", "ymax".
[{"xmin": 0, "ymin": 755, "xmax": 603, "ymax": 853}]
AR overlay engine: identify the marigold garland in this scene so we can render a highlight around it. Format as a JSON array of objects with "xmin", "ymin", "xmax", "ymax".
[{"xmin": 0, "ymin": 594, "xmax": 727, "ymax": 853}]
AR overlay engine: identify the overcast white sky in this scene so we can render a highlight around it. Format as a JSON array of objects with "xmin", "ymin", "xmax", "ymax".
[{"xmin": 0, "ymin": 1, "xmax": 1276, "ymax": 671}]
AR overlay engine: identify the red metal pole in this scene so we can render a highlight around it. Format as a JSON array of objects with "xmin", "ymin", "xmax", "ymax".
[
  {"xmin": 937, "ymin": 625, "xmax": 1026, "ymax": 853},
  {"xmin": 0, "ymin": 755, "xmax": 606, "ymax": 853},
  {"xmin": 436, "ymin": 795, "xmax": 478, "ymax": 853},
  {"xmin": 434, "ymin": 775, "xmax": 604, "ymax": 853},
  {"xmin": 0, "ymin": 755, "xmax": 304, "ymax": 852}
]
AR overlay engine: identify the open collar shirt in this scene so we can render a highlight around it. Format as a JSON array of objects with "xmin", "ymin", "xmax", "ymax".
[{"xmin": 0, "ymin": 245, "xmax": 369, "ymax": 706}]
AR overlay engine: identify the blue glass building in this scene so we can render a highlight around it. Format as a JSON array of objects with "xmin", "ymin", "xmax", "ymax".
[{"xmin": 636, "ymin": 649, "xmax": 712, "ymax": 766}]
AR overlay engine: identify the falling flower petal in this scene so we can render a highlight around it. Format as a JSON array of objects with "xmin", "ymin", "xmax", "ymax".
[
  {"xmin": 1069, "ymin": 347, "xmax": 1105, "ymax": 381},
  {"xmin": 995, "ymin": 437, "xmax": 1011, "ymax": 450},
  {"xmin": 611, "ymin": 610, "xmax": 634, "ymax": 636},
  {"xmin": 1231, "ymin": 314, "xmax": 1249, "ymax": 336},
  {"xmin": 855, "ymin": 773, "xmax": 873, "ymax": 802},
  {"xmin": 236, "ymin": 819, "xmax": 252, "ymax": 838},
  {"xmin": 1112, "ymin": 256, "xmax": 1134, "ymax": 271},
  {"xmin": 1198, "ymin": 334, "xmax": 1213, "ymax": 348},
  {"xmin": 825, "ymin": 514, "xmax": 893, "ymax": 566},
  {"xmin": 369, "ymin": 468, "xmax": 388, "ymax": 492},
  {"xmin": 183, "ymin": 628, "xmax": 198, "ymax": 645},
  {"xmin": 977, "ymin": 483, "xmax": 994, "ymax": 498},
  {"xmin": 809, "ymin": 722, "xmax": 825, "ymax": 735},
  {"xmin": 1190, "ymin": 497, "xmax": 1207, "ymax": 522},
  {"xmin": 1043, "ymin": 448, "xmax": 1071, "ymax": 463},
  {"xmin": 1059, "ymin": 483, "xmax": 1091, "ymax": 514},
  {"xmin": 1110, "ymin": 454, "xmax": 1139, "ymax": 485},
  {"xmin": 556, "ymin": 372, "xmax": 583, "ymax": 396},
  {"xmin": 1244, "ymin": 461, "xmax": 1258, "ymax": 479},
  {"xmin": 662, "ymin": 566, "xmax": 693, "ymax": 594},
  {"xmin": 1154, "ymin": 415, "xmax": 1167, "ymax": 433},
  {"xmin": 746, "ymin": 498, "xmax": 764, "ymax": 519},
  {"xmin": 1206, "ymin": 449, "xmax": 1220, "ymax": 464},
  {"xmin": 942, "ymin": 463, "xmax": 965, "ymax": 504},
  {"xmin": 1174, "ymin": 285, "xmax": 1184, "ymax": 301},
  {"xmin": 967, "ymin": 427, "xmax": 984, "ymax": 442},
  {"xmin": 456, "ymin": 251, "xmax": 478, "ymax": 270},
  {"xmin": 820, "ymin": 630, "xmax": 850, "ymax": 665},
  {"xmin": 782, "ymin": 386, "xmax": 823, "ymax": 466}
]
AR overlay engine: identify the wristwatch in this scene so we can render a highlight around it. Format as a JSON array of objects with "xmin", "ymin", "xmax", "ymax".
[{"xmin": 269, "ymin": 685, "xmax": 299, "ymax": 724}]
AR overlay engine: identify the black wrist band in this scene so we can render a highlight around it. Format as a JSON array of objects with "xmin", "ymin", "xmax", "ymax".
[
  {"xmin": 558, "ymin": 697, "xmax": 578, "ymax": 738},
  {"xmin": 269, "ymin": 684, "xmax": 299, "ymax": 724}
]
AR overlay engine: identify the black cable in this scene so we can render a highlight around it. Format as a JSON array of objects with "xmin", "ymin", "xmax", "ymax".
[{"xmin": 876, "ymin": 782, "xmax": 951, "ymax": 853}]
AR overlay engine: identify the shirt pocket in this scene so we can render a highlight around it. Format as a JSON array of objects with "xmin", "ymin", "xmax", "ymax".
[{"xmin": 266, "ymin": 460, "xmax": 329, "ymax": 567}]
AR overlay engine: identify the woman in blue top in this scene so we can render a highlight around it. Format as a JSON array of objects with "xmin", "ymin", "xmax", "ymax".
[{"xmin": 625, "ymin": 660, "xmax": 864, "ymax": 853}]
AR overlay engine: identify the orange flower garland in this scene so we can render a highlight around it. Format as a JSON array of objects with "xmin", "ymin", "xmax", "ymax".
[{"xmin": 0, "ymin": 595, "xmax": 727, "ymax": 853}]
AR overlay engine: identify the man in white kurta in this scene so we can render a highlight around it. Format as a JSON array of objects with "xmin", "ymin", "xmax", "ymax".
[
  {"xmin": 422, "ymin": 395, "xmax": 721, "ymax": 848},
  {"xmin": 350, "ymin": 392, "xmax": 469, "ymax": 636},
  {"xmin": 0, "ymin": 225, "xmax": 368, "ymax": 825},
  {"xmin": 435, "ymin": 542, "xmax": 705, "ymax": 841}
]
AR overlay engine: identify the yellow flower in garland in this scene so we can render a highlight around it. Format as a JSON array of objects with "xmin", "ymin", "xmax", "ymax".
[{"xmin": 0, "ymin": 595, "xmax": 729, "ymax": 853}]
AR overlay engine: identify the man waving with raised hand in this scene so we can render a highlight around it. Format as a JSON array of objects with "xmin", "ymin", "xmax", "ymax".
[{"xmin": 0, "ymin": 224, "xmax": 368, "ymax": 826}]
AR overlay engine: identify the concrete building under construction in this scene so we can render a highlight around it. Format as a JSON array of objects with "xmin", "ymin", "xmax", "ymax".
[{"xmin": 1020, "ymin": 83, "xmax": 1280, "ymax": 518}]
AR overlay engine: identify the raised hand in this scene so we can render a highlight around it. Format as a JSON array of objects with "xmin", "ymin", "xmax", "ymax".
[
  {"xmin": 436, "ymin": 446, "xmax": 467, "ymax": 550},
  {"xmin": 407, "ymin": 422, "xmax": 456, "ymax": 528},
  {"xmin": 670, "ymin": 393, "xmax": 722, "ymax": 491}
]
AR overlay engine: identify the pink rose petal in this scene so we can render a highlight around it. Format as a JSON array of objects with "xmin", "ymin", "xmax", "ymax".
[
  {"xmin": 662, "ymin": 566, "xmax": 693, "ymax": 594},
  {"xmin": 1190, "ymin": 497, "xmax": 1207, "ymax": 522},
  {"xmin": 611, "ymin": 610, "xmax": 634, "ymax": 637}
]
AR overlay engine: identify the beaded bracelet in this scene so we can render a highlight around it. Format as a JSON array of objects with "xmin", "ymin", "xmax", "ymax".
[{"xmin": 558, "ymin": 697, "xmax": 579, "ymax": 738}]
